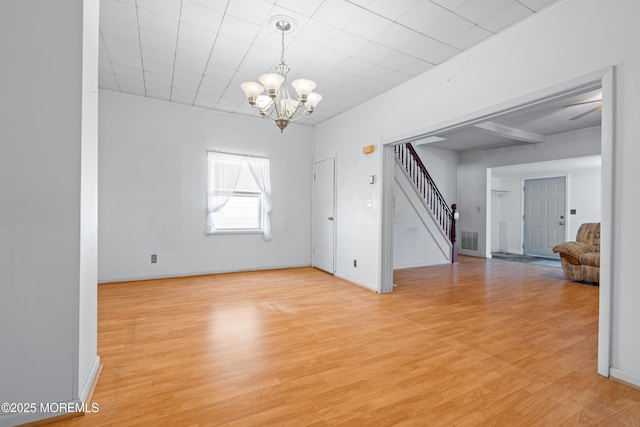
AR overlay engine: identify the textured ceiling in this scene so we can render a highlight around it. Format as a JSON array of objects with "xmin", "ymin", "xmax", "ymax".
[
  {"xmin": 99, "ymin": 0, "xmax": 562, "ymax": 127},
  {"xmin": 415, "ymin": 88, "xmax": 602, "ymax": 151}
]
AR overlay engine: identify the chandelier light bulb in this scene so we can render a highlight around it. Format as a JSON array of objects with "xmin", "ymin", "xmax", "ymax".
[
  {"xmin": 306, "ymin": 92, "xmax": 322, "ymax": 108},
  {"xmin": 291, "ymin": 79, "xmax": 316, "ymax": 99},
  {"xmin": 259, "ymin": 73, "xmax": 284, "ymax": 96},
  {"xmin": 240, "ymin": 82, "xmax": 265, "ymax": 105}
]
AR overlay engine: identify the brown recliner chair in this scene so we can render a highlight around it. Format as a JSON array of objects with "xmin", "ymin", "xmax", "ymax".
[{"xmin": 552, "ymin": 223, "xmax": 600, "ymax": 283}]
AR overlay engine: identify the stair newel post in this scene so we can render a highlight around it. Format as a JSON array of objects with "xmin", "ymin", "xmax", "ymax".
[{"xmin": 451, "ymin": 203, "xmax": 458, "ymax": 264}]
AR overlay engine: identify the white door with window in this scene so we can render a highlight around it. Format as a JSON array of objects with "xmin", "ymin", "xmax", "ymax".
[
  {"xmin": 313, "ymin": 158, "xmax": 335, "ymax": 273},
  {"xmin": 523, "ymin": 176, "xmax": 566, "ymax": 258}
]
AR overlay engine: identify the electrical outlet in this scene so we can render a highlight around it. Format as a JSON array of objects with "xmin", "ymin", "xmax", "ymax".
[
  {"xmin": 353, "ymin": 259, "xmax": 357, "ymax": 268},
  {"xmin": 151, "ymin": 254, "xmax": 157, "ymax": 264}
]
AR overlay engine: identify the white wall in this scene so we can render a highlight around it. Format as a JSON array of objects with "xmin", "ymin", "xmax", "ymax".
[
  {"xmin": 498, "ymin": 177, "xmax": 523, "ymax": 253},
  {"xmin": 98, "ymin": 91, "xmax": 314, "ymax": 282},
  {"xmin": 315, "ymin": 0, "xmax": 640, "ymax": 385},
  {"xmin": 492, "ymin": 176, "xmax": 525, "ymax": 253},
  {"xmin": 567, "ymin": 168, "xmax": 601, "ymax": 238},
  {"xmin": 314, "ymin": 136, "xmax": 381, "ymax": 290},
  {"xmin": 490, "ymin": 175, "xmax": 516, "ymax": 253},
  {"xmin": 0, "ymin": 1, "xmax": 99, "ymax": 425},
  {"xmin": 393, "ymin": 180, "xmax": 450, "ymax": 269},
  {"xmin": 78, "ymin": 0, "xmax": 100, "ymax": 403},
  {"xmin": 414, "ymin": 145, "xmax": 459, "ymax": 206}
]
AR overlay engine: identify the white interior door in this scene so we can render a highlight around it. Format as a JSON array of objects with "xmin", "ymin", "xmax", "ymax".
[
  {"xmin": 523, "ymin": 176, "xmax": 566, "ymax": 258},
  {"xmin": 313, "ymin": 158, "xmax": 335, "ymax": 273}
]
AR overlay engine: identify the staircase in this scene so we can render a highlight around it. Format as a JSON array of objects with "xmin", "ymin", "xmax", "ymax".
[{"xmin": 394, "ymin": 142, "xmax": 458, "ymax": 263}]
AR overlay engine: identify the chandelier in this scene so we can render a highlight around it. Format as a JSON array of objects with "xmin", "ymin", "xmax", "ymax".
[{"xmin": 240, "ymin": 17, "xmax": 322, "ymax": 133}]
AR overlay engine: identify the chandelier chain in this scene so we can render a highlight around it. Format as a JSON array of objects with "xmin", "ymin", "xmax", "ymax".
[{"xmin": 280, "ymin": 24, "xmax": 286, "ymax": 66}]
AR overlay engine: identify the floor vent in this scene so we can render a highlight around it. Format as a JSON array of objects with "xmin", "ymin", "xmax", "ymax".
[{"xmin": 461, "ymin": 231, "xmax": 479, "ymax": 251}]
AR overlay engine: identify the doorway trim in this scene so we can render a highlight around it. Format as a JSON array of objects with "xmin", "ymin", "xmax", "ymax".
[{"xmin": 380, "ymin": 67, "xmax": 614, "ymax": 377}]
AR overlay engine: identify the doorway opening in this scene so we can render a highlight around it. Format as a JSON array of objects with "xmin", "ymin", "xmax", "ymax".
[{"xmin": 381, "ymin": 68, "xmax": 614, "ymax": 377}]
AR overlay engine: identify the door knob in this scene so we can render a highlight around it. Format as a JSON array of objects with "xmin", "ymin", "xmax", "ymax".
[
  {"xmin": 559, "ymin": 222, "xmax": 565, "ymax": 225},
  {"xmin": 328, "ymin": 216, "xmax": 334, "ymax": 221}
]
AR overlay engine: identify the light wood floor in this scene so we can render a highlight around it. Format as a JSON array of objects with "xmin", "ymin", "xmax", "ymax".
[{"xmin": 49, "ymin": 256, "xmax": 640, "ymax": 426}]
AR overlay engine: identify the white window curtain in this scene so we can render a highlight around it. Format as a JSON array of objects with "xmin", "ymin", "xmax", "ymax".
[
  {"xmin": 206, "ymin": 152, "xmax": 242, "ymax": 233},
  {"xmin": 247, "ymin": 156, "xmax": 272, "ymax": 240}
]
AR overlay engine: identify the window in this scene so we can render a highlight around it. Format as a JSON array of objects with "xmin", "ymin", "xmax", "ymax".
[{"xmin": 206, "ymin": 151, "xmax": 272, "ymax": 239}]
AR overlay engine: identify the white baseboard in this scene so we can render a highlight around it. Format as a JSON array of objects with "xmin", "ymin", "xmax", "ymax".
[
  {"xmin": 610, "ymin": 367, "xmax": 640, "ymax": 388},
  {"xmin": 334, "ymin": 273, "xmax": 379, "ymax": 293},
  {"xmin": 98, "ymin": 264, "xmax": 312, "ymax": 284},
  {"xmin": 79, "ymin": 356, "xmax": 102, "ymax": 403},
  {"xmin": 393, "ymin": 261, "xmax": 451, "ymax": 270}
]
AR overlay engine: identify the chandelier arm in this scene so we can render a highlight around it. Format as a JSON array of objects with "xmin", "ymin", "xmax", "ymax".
[
  {"xmin": 281, "ymin": 100, "xmax": 302, "ymax": 121},
  {"xmin": 252, "ymin": 99, "xmax": 276, "ymax": 118},
  {"xmin": 260, "ymin": 115, "xmax": 278, "ymax": 124},
  {"xmin": 288, "ymin": 112, "xmax": 311, "ymax": 123},
  {"xmin": 272, "ymin": 98, "xmax": 286, "ymax": 120},
  {"xmin": 287, "ymin": 105, "xmax": 311, "ymax": 122},
  {"xmin": 257, "ymin": 101, "xmax": 310, "ymax": 125},
  {"xmin": 255, "ymin": 102, "xmax": 280, "ymax": 124},
  {"xmin": 263, "ymin": 104, "xmax": 278, "ymax": 119}
]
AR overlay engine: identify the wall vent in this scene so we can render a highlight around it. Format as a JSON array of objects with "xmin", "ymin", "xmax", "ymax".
[{"xmin": 461, "ymin": 231, "xmax": 479, "ymax": 251}]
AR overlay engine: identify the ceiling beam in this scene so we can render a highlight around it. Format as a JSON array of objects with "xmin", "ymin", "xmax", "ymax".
[{"xmin": 474, "ymin": 121, "xmax": 546, "ymax": 144}]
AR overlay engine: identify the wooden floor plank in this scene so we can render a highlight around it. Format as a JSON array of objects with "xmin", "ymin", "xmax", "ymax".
[{"xmin": 47, "ymin": 256, "xmax": 640, "ymax": 426}]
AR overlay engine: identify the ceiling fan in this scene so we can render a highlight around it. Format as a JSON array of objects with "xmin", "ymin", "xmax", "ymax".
[{"xmin": 563, "ymin": 98, "xmax": 602, "ymax": 120}]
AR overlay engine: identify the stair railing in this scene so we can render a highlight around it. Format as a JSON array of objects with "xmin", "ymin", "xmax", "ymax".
[{"xmin": 394, "ymin": 142, "xmax": 458, "ymax": 263}]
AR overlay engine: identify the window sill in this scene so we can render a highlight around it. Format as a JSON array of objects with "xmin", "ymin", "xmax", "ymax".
[{"xmin": 206, "ymin": 230, "xmax": 264, "ymax": 236}]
